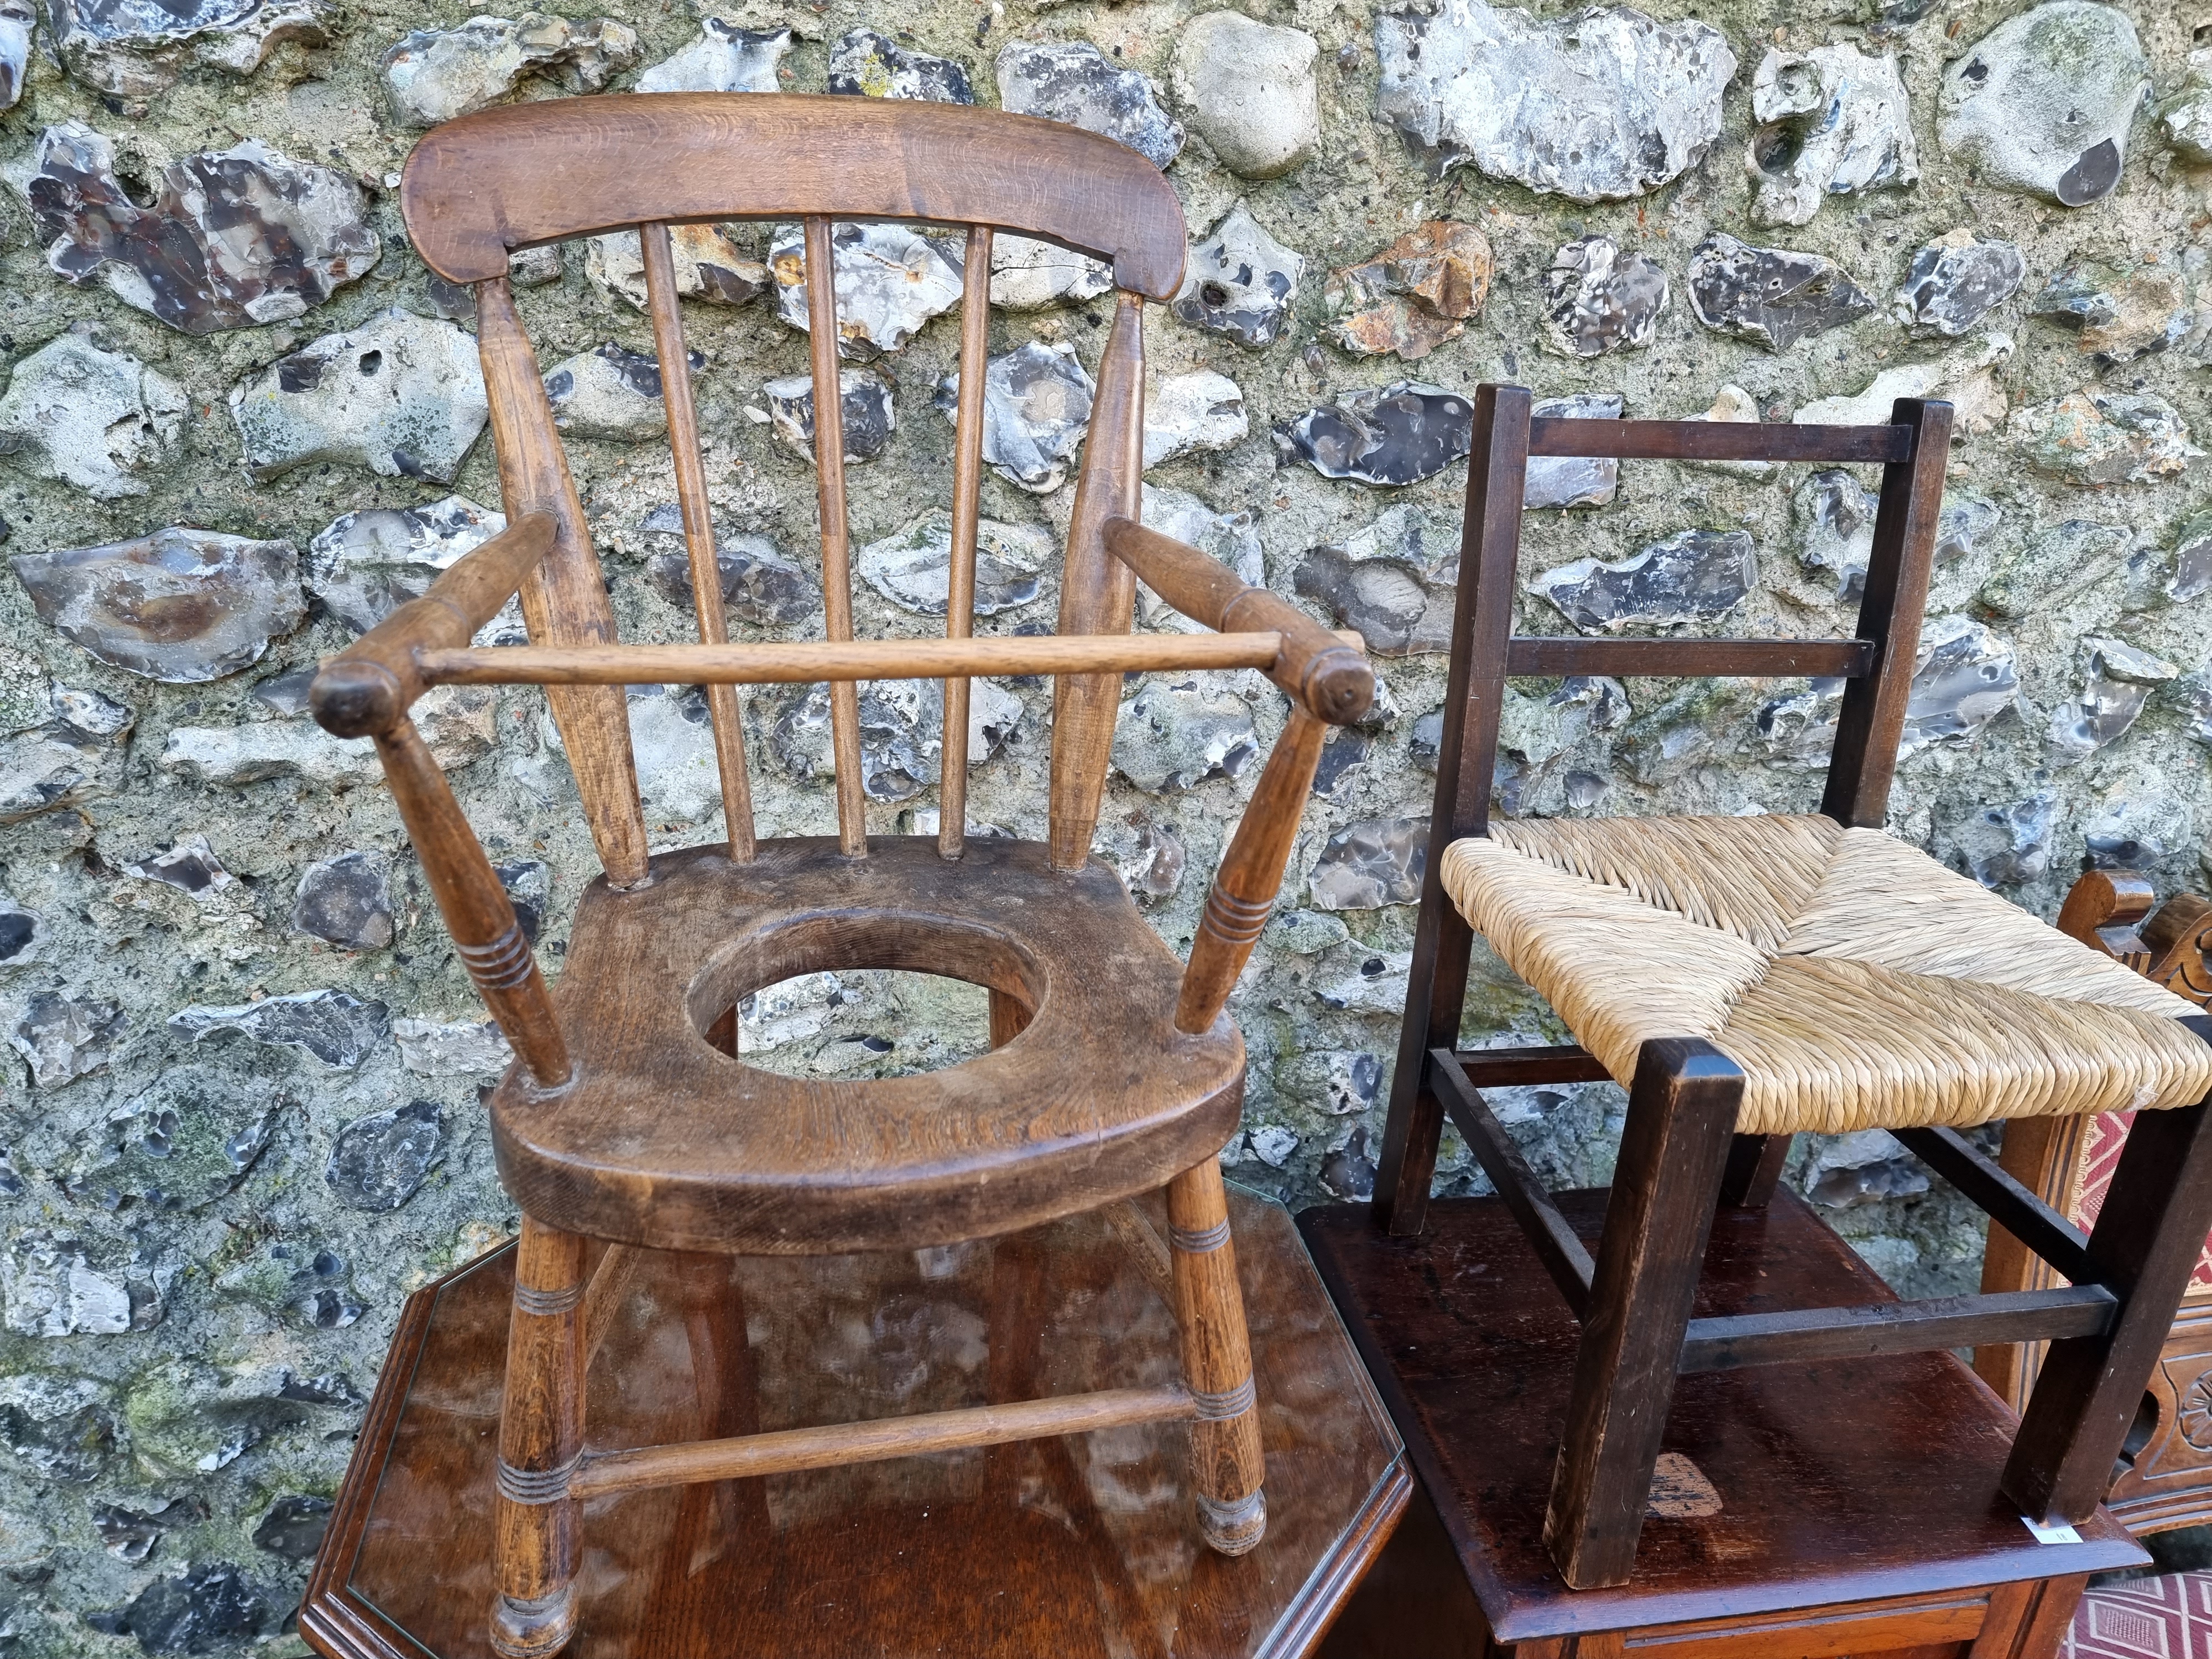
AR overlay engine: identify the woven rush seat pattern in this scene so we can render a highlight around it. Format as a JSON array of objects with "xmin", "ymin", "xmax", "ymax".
[{"xmin": 1443, "ymin": 813, "xmax": 2212, "ymax": 1138}]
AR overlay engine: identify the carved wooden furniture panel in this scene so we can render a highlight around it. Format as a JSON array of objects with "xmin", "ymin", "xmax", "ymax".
[
  {"xmin": 302, "ymin": 1188, "xmax": 1412, "ymax": 1659},
  {"xmin": 1976, "ymin": 872, "xmax": 2212, "ymax": 1534},
  {"xmin": 306, "ymin": 94, "xmax": 1375, "ymax": 1658},
  {"xmin": 1302, "ymin": 1190, "xmax": 2140, "ymax": 1659},
  {"xmin": 1364, "ymin": 384, "xmax": 2212, "ymax": 1590}
]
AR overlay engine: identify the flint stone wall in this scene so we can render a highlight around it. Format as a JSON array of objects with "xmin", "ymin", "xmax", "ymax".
[{"xmin": 0, "ymin": 0, "xmax": 2208, "ymax": 1646}]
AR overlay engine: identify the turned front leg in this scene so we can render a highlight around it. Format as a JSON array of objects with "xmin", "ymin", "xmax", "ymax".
[
  {"xmin": 1168, "ymin": 1156, "xmax": 1266, "ymax": 1554},
  {"xmin": 494, "ymin": 1217, "xmax": 588, "ymax": 1658}
]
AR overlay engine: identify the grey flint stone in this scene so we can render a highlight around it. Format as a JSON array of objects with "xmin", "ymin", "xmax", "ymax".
[
  {"xmin": 229, "ymin": 310, "xmax": 490, "ymax": 483},
  {"xmin": 1111, "ymin": 676, "xmax": 1256, "ymax": 791},
  {"xmin": 586, "ymin": 224, "xmax": 768, "ymax": 311},
  {"xmin": 639, "ymin": 511, "xmax": 821, "ymax": 627},
  {"xmin": 1144, "ymin": 371, "xmax": 1247, "ymax": 468},
  {"xmin": 307, "ymin": 494, "xmax": 512, "ymax": 638},
  {"xmin": 2049, "ymin": 638, "xmax": 2180, "ymax": 761},
  {"xmin": 1531, "ymin": 530, "xmax": 1757, "ymax": 634},
  {"xmin": 1278, "ymin": 381, "xmax": 1474, "ymax": 487},
  {"xmin": 380, "ymin": 12, "xmax": 639, "ymax": 127},
  {"xmin": 638, "ymin": 19, "xmax": 788, "ymax": 92},
  {"xmin": 13, "ymin": 528, "xmax": 302, "ymax": 682},
  {"xmin": 10, "ymin": 990, "xmax": 123, "ymax": 1086},
  {"xmin": 1938, "ymin": 3, "xmax": 2150, "ymax": 207},
  {"xmin": 1524, "ymin": 394, "xmax": 1623, "ymax": 509},
  {"xmin": 0, "ymin": 325, "xmax": 186, "ymax": 499},
  {"xmin": 0, "ymin": 0, "xmax": 30, "ymax": 107},
  {"xmin": 546, "ymin": 343, "xmax": 698, "ymax": 442},
  {"xmin": 1747, "ymin": 43, "xmax": 1918, "ymax": 226},
  {"xmin": 1686, "ymin": 234, "xmax": 1874, "ymax": 351},
  {"xmin": 1900, "ymin": 614, "xmax": 2018, "ymax": 754},
  {"xmin": 762, "ymin": 677, "xmax": 1022, "ymax": 803},
  {"xmin": 168, "ymin": 988, "xmax": 389, "ymax": 1070},
  {"xmin": 770, "ymin": 220, "xmax": 964, "ymax": 359},
  {"xmin": 1308, "ymin": 816, "xmax": 1425, "ymax": 910},
  {"xmin": 1375, "ymin": 0, "xmax": 1733, "ymax": 202},
  {"xmin": 995, "ymin": 39, "xmax": 1183, "ymax": 169},
  {"xmin": 1894, "ymin": 234, "xmax": 2026, "ymax": 337},
  {"xmin": 829, "ymin": 27, "xmax": 972, "ymax": 102},
  {"xmin": 858, "ymin": 510, "xmax": 1050, "ymax": 617},
  {"xmin": 1171, "ymin": 12, "xmax": 1319, "ymax": 180},
  {"xmin": 934, "ymin": 341, "xmax": 1093, "ymax": 492},
  {"xmin": 47, "ymin": 0, "xmax": 323, "ymax": 99},
  {"xmin": 2029, "ymin": 256, "xmax": 2195, "ymax": 365},
  {"xmin": 1544, "ymin": 236, "xmax": 1668, "ymax": 357},
  {"xmin": 1173, "ymin": 202, "xmax": 1305, "ymax": 349},
  {"xmin": 765, "ymin": 367, "xmax": 896, "ymax": 465},
  {"xmin": 6, "ymin": 122, "xmax": 379, "ymax": 333},
  {"xmin": 2161, "ymin": 48, "xmax": 2212, "ymax": 164},
  {"xmin": 2010, "ymin": 391, "xmax": 2201, "ymax": 487},
  {"xmin": 990, "ymin": 236, "xmax": 1112, "ymax": 310},
  {"xmin": 291, "ymin": 851, "xmax": 393, "ymax": 950},
  {"xmin": 325, "ymin": 1100, "xmax": 444, "ymax": 1212}
]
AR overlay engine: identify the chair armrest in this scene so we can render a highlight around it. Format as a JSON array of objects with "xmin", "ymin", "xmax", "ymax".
[
  {"xmin": 310, "ymin": 512, "xmax": 559, "ymax": 738},
  {"xmin": 1103, "ymin": 518, "xmax": 1374, "ymax": 726}
]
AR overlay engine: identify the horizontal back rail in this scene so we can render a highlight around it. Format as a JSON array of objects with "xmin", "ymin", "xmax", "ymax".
[
  {"xmin": 401, "ymin": 93, "xmax": 1186, "ymax": 297},
  {"xmin": 1505, "ymin": 638, "xmax": 1874, "ymax": 679},
  {"xmin": 1526, "ymin": 419, "xmax": 1914, "ymax": 465},
  {"xmin": 414, "ymin": 633, "xmax": 1316, "ymax": 686}
]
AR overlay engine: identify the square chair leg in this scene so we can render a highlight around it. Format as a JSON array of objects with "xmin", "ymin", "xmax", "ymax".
[
  {"xmin": 1544, "ymin": 1040, "xmax": 1744, "ymax": 1590},
  {"xmin": 493, "ymin": 1217, "xmax": 588, "ymax": 1658},
  {"xmin": 2004, "ymin": 1092, "xmax": 2212, "ymax": 1522},
  {"xmin": 1168, "ymin": 1154, "xmax": 1269, "ymax": 1554}
]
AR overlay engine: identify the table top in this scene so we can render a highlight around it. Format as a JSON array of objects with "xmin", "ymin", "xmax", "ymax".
[
  {"xmin": 305, "ymin": 1185, "xmax": 1409, "ymax": 1659},
  {"xmin": 1299, "ymin": 1187, "xmax": 2146, "ymax": 1645}
]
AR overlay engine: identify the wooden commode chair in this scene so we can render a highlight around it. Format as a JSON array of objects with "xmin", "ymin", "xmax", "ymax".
[
  {"xmin": 1370, "ymin": 386, "xmax": 2212, "ymax": 1591},
  {"xmin": 309, "ymin": 95, "xmax": 1373, "ymax": 1658}
]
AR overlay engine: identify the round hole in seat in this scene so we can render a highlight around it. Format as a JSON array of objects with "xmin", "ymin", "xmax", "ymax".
[{"xmin": 687, "ymin": 910, "xmax": 1044, "ymax": 1079}]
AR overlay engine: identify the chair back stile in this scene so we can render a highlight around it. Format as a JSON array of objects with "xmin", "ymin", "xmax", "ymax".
[
  {"xmin": 475, "ymin": 276, "xmax": 651, "ymax": 888},
  {"xmin": 1048, "ymin": 291, "xmax": 1147, "ymax": 872}
]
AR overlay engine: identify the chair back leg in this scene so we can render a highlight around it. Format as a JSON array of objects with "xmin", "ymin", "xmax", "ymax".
[
  {"xmin": 2004, "ymin": 1083, "xmax": 2212, "ymax": 1521},
  {"xmin": 1545, "ymin": 1040, "xmax": 1743, "ymax": 1589},
  {"xmin": 1168, "ymin": 1155, "xmax": 1268, "ymax": 1554},
  {"xmin": 494, "ymin": 1218, "xmax": 589, "ymax": 1658},
  {"xmin": 1719, "ymin": 1133, "xmax": 1791, "ymax": 1208}
]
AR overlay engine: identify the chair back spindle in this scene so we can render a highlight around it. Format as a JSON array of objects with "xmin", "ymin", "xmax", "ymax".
[
  {"xmin": 938, "ymin": 223, "xmax": 994, "ymax": 862},
  {"xmin": 640, "ymin": 221, "xmax": 757, "ymax": 860},
  {"xmin": 1047, "ymin": 291, "xmax": 1146, "ymax": 871},
  {"xmin": 803, "ymin": 214, "xmax": 870, "ymax": 857}
]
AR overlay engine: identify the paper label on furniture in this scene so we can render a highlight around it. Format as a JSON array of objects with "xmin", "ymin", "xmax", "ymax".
[
  {"xmin": 2022, "ymin": 1516, "xmax": 2083, "ymax": 1545},
  {"xmin": 1645, "ymin": 1452, "xmax": 1723, "ymax": 1519}
]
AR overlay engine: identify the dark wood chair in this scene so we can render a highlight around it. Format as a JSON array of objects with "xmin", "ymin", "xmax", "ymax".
[
  {"xmin": 309, "ymin": 93, "xmax": 1373, "ymax": 1659},
  {"xmin": 1369, "ymin": 385, "xmax": 2212, "ymax": 1590}
]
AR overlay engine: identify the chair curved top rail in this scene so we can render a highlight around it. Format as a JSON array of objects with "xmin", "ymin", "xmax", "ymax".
[{"xmin": 401, "ymin": 92, "xmax": 1188, "ymax": 298}]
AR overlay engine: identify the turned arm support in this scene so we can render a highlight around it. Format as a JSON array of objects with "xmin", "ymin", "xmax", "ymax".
[
  {"xmin": 309, "ymin": 512, "xmax": 559, "ymax": 739},
  {"xmin": 305, "ymin": 511, "xmax": 571, "ymax": 1089},
  {"xmin": 1103, "ymin": 518, "xmax": 1374, "ymax": 727}
]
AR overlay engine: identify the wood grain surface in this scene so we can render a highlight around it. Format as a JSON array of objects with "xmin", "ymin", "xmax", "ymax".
[
  {"xmin": 302, "ymin": 1187, "xmax": 1410, "ymax": 1659},
  {"xmin": 400, "ymin": 93, "xmax": 1186, "ymax": 296},
  {"xmin": 489, "ymin": 836, "xmax": 1246, "ymax": 1254}
]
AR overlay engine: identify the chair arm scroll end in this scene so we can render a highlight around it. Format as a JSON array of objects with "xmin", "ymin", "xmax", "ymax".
[{"xmin": 310, "ymin": 658, "xmax": 408, "ymax": 739}]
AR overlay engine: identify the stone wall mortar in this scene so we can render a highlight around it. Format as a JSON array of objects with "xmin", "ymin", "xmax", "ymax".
[{"xmin": 0, "ymin": 0, "xmax": 2208, "ymax": 1647}]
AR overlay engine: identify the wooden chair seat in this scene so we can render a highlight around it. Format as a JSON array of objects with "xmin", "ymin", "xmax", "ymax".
[
  {"xmin": 1443, "ymin": 814, "xmax": 2212, "ymax": 1139},
  {"xmin": 491, "ymin": 836, "xmax": 1245, "ymax": 1256}
]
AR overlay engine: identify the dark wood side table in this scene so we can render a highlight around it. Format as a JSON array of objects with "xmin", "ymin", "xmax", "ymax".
[
  {"xmin": 1301, "ymin": 1188, "xmax": 2145, "ymax": 1659},
  {"xmin": 301, "ymin": 1186, "xmax": 1410, "ymax": 1659}
]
